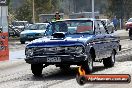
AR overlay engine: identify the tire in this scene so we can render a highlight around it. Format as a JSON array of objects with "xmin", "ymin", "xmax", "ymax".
[
  {"xmin": 103, "ymin": 50, "xmax": 115, "ymax": 67},
  {"xmin": 76, "ymin": 75, "xmax": 87, "ymax": 85},
  {"xmin": 31, "ymin": 64, "xmax": 43, "ymax": 76},
  {"xmin": 82, "ymin": 54, "xmax": 93, "ymax": 74},
  {"xmin": 129, "ymin": 30, "xmax": 132, "ymax": 40},
  {"xmin": 129, "ymin": 35, "xmax": 132, "ymax": 40},
  {"xmin": 20, "ymin": 41, "xmax": 25, "ymax": 44}
]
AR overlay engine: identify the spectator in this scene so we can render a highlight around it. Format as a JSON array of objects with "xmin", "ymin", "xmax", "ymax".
[
  {"xmin": 54, "ymin": 12, "xmax": 61, "ymax": 20},
  {"xmin": 112, "ymin": 16, "xmax": 118, "ymax": 31}
]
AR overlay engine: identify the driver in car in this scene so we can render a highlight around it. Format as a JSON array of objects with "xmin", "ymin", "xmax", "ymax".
[{"xmin": 59, "ymin": 23, "xmax": 68, "ymax": 32}]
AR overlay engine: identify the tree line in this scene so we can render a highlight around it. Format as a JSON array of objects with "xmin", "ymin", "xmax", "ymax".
[
  {"xmin": 107, "ymin": 0, "xmax": 132, "ymax": 20},
  {"xmin": 9, "ymin": 0, "xmax": 60, "ymax": 23},
  {"xmin": 8, "ymin": 0, "xmax": 132, "ymax": 23}
]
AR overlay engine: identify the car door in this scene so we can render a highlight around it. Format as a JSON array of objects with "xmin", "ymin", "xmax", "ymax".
[
  {"xmin": 93, "ymin": 21, "xmax": 106, "ymax": 60},
  {"xmin": 98, "ymin": 21, "xmax": 112, "ymax": 58}
]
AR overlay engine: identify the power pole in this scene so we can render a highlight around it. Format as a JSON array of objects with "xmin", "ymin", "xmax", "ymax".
[
  {"xmin": 69, "ymin": 0, "xmax": 70, "ymax": 14},
  {"xmin": 73, "ymin": 0, "xmax": 76, "ymax": 13},
  {"xmin": 32, "ymin": 0, "xmax": 35, "ymax": 23},
  {"xmin": 92, "ymin": 0, "xmax": 95, "ymax": 18}
]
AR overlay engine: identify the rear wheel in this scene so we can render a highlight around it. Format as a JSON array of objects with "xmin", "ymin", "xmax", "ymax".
[
  {"xmin": 82, "ymin": 54, "xmax": 93, "ymax": 74},
  {"xmin": 103, "ymin": 50, "xmax": 115, "ymax": 67},
  {"xmin": 31, "ymin": 64, "xmax": 43, "ymax": 76},
  {"xmin": 129, "ymin": 35, "xmax": 132, "ymax": 40},
  {"xmin": 129, "ymin": 30, "xmax": 132, "ymax": 40}
]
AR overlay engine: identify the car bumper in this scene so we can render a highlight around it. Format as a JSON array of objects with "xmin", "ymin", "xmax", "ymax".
[{"xmin": 25, "ymin": 54, "xmax": 87, "ymax": 65}]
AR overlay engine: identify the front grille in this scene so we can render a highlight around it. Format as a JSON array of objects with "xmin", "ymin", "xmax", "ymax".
[
  {"xmin": 34, "ymin": 47, "xmax": 66, "ymax": 55},
  {"xmin": 33, "ymin": 47, "xmax": 78, "ymax": 56}
]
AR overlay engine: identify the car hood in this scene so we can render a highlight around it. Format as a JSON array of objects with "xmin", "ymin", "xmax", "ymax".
[
  {"xmin": 21, "ymin": 30, "xmax": 46, "ymax": 34},
  {"xmin": 27, "ymin": 33, "xmax": 93, "ymax": 47}
]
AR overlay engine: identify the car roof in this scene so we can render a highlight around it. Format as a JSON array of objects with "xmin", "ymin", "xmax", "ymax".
[
  {"xmin": 98, "ymin": 19, "xmax": 110, "ymax": 21},
  {"xmin": 66, "ymin": 18, "xmax": 96, "ymax": 21},
  {"xmin": 53, "ymin": 18, "xmax": 96, "ymax": 22},
  {"xmin": 99, "ymin": 18, "xmax": 109, "ymax": 20}
]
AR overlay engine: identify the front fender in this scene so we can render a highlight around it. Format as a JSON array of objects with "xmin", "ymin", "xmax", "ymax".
[{"xmin": 85, "ymin": 43, "xmax": 94, "ymax": 54}]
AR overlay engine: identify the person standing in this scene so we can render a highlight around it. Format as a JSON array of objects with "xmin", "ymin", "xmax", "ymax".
[
  {"xmin": 52, "ymin": 12, "xmax": 61, "ymax": 21},
  {"xmin": 54, "ymin": 12, "xmax": 61, "ymax": 20},
  {"xmin": 112, "ymin": 16, "xmax": 118, "ymax": 31}
]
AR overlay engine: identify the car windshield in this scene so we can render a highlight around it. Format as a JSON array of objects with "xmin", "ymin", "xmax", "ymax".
[
  {"xmin": 128, "ymin": 18, "xmax": 132, "ymax": 22},
  {"xmin": 12, "ymin": 22, "xmax": 28, "ymax": 26},
  {"xmin": 45, "ymin": 20, "xmax": 93, "ymax": 35},
  {"xmin": 25, "ymin": 24, "xmax": 47, "ymax": 30}
]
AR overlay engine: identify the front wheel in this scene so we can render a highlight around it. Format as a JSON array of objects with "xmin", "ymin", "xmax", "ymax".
[
  {"xmin": 103, "ymin": 50, "xmax": 115, "ymax": 67},
  {"xmin": 82, "ymin": 54, "xmax": 93, "ymax": 74},
  {"xmin": 31, "ymin": 64, "xmax": 43, "ymax": 76}
]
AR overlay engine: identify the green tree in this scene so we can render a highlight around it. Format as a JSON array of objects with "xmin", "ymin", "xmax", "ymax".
[
  {"xmin": 14, "ymin": 0, "xmax": 60, "ymax": 22},
  {"xmin": 15, "ymin": 0, "xmax": 32, "ymax": 22},
  {"xmin": 6, "ymin": 0, "xmax": 10, "ymax": 5},
  {"xmin": 106, "ymin": 0, "xmax": 132, "ymax": 19}
]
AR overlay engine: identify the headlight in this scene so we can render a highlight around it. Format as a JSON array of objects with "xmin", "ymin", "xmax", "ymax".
[
  {"xmin": 75, "ymin": 46, "xmax": 83, "ymax": 54},
  {"xmin": 25, "ymin": 48, "xmax": 34, "ymax": 57},
  {"xmin": 66, "ymin": 46, "xmax": 84, "ymax": 54}
]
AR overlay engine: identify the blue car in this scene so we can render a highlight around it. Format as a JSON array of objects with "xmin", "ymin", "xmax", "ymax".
[
  {"xmin": 25, "ymin": 18, "xmax": 121, "ymax": 76},
  {"xmin": 20, "ymin": 23, "xmax": 49, "ymax": 44}
]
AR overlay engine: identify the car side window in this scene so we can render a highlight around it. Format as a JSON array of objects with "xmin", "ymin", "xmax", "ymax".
[
  {"xmin": 94, "ymin": 21, "xmax": 101, "ymax": 35},
  {"xmin": 39, "ymin": 24, "xmax": 46, "ymax": 30},
  {"xmin": 98, "ymin": 21, "xmax": 107, "ymax": 34}
]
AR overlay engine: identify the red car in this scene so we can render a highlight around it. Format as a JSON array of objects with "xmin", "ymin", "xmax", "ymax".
[{"xmin": 125, "ymin": 18, "xmax": 132, "ymax": 31}]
